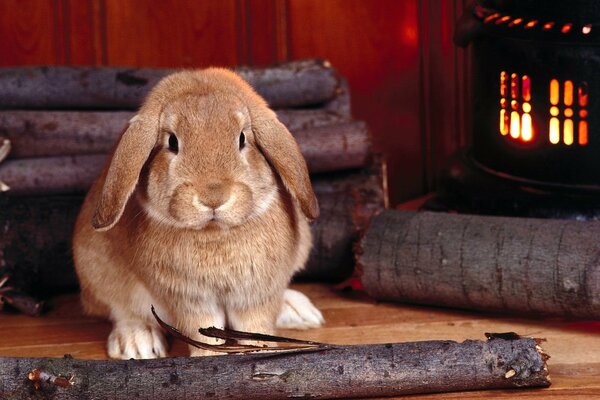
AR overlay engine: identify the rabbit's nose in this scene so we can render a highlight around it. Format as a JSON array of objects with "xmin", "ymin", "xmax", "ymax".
[{"xmin": 199, "ymin": 182, "xmax": 231, "ymax": 209}]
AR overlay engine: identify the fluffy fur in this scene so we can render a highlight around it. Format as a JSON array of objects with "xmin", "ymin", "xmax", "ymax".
[{"xmin": 72, "ymin": 68, "xmax": 323, "ymax": 359}]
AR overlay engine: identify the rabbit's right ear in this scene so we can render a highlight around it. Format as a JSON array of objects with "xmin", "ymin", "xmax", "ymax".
[{"xmin": 92, "ymin": 115, "xmax": 158, "ymax": 231}]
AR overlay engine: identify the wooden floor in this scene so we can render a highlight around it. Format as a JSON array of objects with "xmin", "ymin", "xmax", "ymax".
[{"xmin": 1, "ymin": 283, "xmax": 599, "ymax": 399}]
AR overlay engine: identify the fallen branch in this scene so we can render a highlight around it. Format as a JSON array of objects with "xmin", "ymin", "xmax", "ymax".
[
  {"xmin": 0, "ymin": 109, "xmax": 350, "ymax": 159},
  {"xmin": 0, "ymin": 122, "xmax": 370, "ymax": 194},
  {"xmin": 0, "ymin": 333, "xmax": 550, "ymax": 399},
  {"xmin": 359, "ymin": 209, "xmax": 600, "ymax": 318},
  {"xmin": 0, "ymin": 59, "xmax": 340, "ymax": 110}
]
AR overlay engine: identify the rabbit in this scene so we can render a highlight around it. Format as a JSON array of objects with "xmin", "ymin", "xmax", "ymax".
[{"xmin": 72, "ymin": 68, "xmax": 324, "ymax": 359}]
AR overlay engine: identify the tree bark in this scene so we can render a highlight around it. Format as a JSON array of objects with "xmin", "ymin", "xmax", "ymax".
[
  {"xmin": 0, "ymin": 60, "xmax": 339, "ymax": 110},
  {"xmin": 0, "ymin": 122, "xmax": 370, "ymax": 194},
  {"xmin": 359, "ymin": 209, "xmax": 600, "ymax": 318},
  {"xmin": 0, "ymin": 336, "xmax": 549, "ymax": 400},
  {"xmin": 0, "ymin": 109, "xmax": 350, "ymax": 159},
  {"xmin": 0, "ymin": 167, "xmax": 385, "ymax": 294}
]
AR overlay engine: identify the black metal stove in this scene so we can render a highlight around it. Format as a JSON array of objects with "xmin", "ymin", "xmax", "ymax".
[{"xmin": 430, "ymin": 0, "xmax": 600, "ymax": 219}]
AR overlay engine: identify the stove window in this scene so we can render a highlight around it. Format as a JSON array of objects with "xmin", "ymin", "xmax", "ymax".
[
  {"xmin": 499, "ymin": 71, "xmax": 533, "ymax": 142},
  {"xmin": 548, "ymin": 79, "xmax": 588, "ymax": 146}
]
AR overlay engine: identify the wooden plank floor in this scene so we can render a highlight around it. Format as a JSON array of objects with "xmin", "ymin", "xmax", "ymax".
[{"xmin": 1, "ymin": 283, "xmax": 599, "ymax": 399}]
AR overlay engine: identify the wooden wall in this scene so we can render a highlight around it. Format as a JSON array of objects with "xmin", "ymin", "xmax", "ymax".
[{"xmin": 0, "ymin": 0, "xmax": 469, "ymax": 204}]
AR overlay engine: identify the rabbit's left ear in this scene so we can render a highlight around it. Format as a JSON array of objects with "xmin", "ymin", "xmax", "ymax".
[
  {"xmin": 253, "ymin": 113, "xmax": 319, "ymax": 220},
  {"xmin": 92, "ymin": 115, "xmax": 158, "ymax": 231}
]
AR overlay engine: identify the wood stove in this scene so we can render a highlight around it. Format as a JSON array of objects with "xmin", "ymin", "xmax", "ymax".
[{"xmin": 432, "ymin": 0, "xmax": 600, "ymax": 219}]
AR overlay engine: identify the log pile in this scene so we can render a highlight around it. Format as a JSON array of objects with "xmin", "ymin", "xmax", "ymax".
[{"xmin": 0, "ymin": 60, "xmax": 386, "ymax": 302}]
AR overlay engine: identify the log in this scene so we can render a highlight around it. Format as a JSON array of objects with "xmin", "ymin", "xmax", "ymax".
[
  {"xmin": 0, "ymin": 109, "xmax": 350, "ymax": 159},
  {"xmin": 359, "ymin": 209, "xmax": 600, "ymax": 318},
  {"xmin": 299, "ymin": 168, "xmax": 386, "ymax": 281},
  {"xmin": 0, "ymin": 122, "xmax": 370, "ymax": 194},
  {"xmin": 0, "ymin": 60, "xmax": 339, "ymax": 110},
  {"xmin": 0, "ymin": 168, "xmax": 385, "ymax": 294},
  {"xmin": 0, "ymin": 335, "xmax": 549, "ymax": 399},
  {"xmin": 0, "ymin": 155, "xmax": 107, "ymax": 195},
  {"xmin": 0, "ymin": 195, "xmax": 83, "ymax": 295},
  {"xmin": 295, "ymin": 121, "xmax": 371, "ymax": 174}
]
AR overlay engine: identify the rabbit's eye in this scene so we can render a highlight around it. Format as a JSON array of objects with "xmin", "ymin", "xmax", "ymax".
[
  {"xmin": 168, "ymin": 133, "xmax": 179, "ymax": 154},
  {"xmin": 239, "ymin": 132, "xmax": 245, "ymax": 150}
]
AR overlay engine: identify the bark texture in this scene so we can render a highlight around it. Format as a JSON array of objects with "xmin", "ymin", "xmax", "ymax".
[
  {"xmin": 0, "ymin": 109, "xmax": 350, "ymax": 159},
  {"xmin": 0, "ymin": 336, "xmax": 549, "ymax": 400},
  {"xmin": 0, "ymin": 60, "xmax": 339, "ymax": 110},
  {"xmin": 359, "ymin": 209, "xmax": 600, "ymax": 318}
]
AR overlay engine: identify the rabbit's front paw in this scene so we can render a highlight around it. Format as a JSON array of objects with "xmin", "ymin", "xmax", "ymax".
[
  {"xmin": 276, "ymin": 289, "xmax": 324, "ymax": 330},
  {"xmin": 107, "ymin": 321, "xmax": 168, "ymax": 359}
]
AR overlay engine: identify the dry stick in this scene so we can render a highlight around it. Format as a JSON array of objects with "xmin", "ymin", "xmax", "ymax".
[
  {"xmin": 0, "ymin": 169, "xmax": 384, "ymax": 294},
  {"xmin": 0, "ymin": 122, "xmax": 370, "ymax": 194},
  {"xmin": 0, "ymin": 59, "xmax": 339, "ymax": 110},
  {"xmin": 0, "ymin": 335, "xmax": 549, "ymax": 399},
  {"xmin": 359, "ymin": 209, "xmax": 600, "ymax": 318},
  {"xmin": 0, "ymin": 109, "xmax": 350, "ymax": 158}
]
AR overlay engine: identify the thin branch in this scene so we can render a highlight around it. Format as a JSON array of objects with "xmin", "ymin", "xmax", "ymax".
[{"xmin": 151, "ymin": 306, "xmax": 327, "ymax": 354}]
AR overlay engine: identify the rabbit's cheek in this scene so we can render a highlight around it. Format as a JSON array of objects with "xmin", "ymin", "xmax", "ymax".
[{"xmin": 168, "ymin": 183, "xmax": 206, "ymax": 224}]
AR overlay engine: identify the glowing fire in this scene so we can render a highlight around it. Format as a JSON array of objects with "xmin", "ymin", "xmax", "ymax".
[
  {"xmin": 499, "ymin": 72, "xmax": 533, "ymax": 142},
  {"xmin": 499, "ymin": 73, "xmax": 589, "ymax": 146}
]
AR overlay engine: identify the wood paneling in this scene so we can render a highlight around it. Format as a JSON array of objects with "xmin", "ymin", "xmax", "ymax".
[
  {"xmin": 103, "ymin": 0, "xmax": 239, "ymax": 67},
  {"xmin": 288, "ymin": 0, "xmax": 423, "ymax": 202},
  {"xmin": 419, "ymin": 0, "xmax": 470, "ymax": 191},
  {"xmin": 0, "ymin": 0, "xmax": 470, "ymax": 204},
  {"xmin": 0, "ymin": 0, "xmax": 63, "ymax": 66}
]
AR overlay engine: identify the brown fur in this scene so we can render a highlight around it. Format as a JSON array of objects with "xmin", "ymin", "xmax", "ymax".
[{"xmin": 72, "ymin": 68, "xmax": 318, "ymax": 359}]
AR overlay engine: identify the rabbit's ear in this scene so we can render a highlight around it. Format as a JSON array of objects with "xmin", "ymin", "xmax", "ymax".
[
  {"xmin": 253, "ymin": 114, "xmax": 319, "ymax": 220},
  {"xmin": 92, "ymin": 115, "xmax": 158, "ymax": 231}
]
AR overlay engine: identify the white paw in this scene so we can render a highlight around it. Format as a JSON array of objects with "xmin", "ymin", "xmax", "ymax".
[
  {"xmin": 276, "ymin": 289, "xmax": 324, "ymax": 330},
  {"xmin": 107, "ymin": 321, "xmax": 168, "ymax": 359}
]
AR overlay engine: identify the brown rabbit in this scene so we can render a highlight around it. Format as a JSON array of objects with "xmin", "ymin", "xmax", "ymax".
[{"xmin": 72, "ymin": 68, "xmax": 324, "ymax": 359}]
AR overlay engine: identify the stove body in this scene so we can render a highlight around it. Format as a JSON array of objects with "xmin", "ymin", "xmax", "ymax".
[{"xmin": 433, "ymin": 0, "xmax": 600, "ymax": 219}]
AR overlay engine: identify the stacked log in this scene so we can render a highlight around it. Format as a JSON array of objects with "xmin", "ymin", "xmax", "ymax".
[{"xmin": 0, "ymin": 60, "xmax": 386, "ymax": 299}]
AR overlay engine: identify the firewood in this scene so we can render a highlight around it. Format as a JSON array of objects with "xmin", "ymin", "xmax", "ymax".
[
  {"xmin": 299, "ymin": 168, "xmax": 386, "ymax": 281},
  {"xmin": 0, "ymin": 333, "xmax": 550, "ymax": 399},
  {"xmin": 0, "ymin": 109, "xmax": 350, "ymax": 159},
  {"xmin": 0, "ymin": 59, "xmax": 339, "ymax": 110},
  {"xmin": 359, "ymin": 209, "xmax": 600, "ymax": 318},
  {"xmin": 0, "ymin": 122, "xmax": 370, "ymax": 194},
  {"xmin": 0, "ymin": 168, "xmax": 385, "ymax": 295},
  {"xmin": 0, "ymin": 155, "xmax": 106, "ymax": 195},
  {"xmin": 0, "ymin": 195, "xmax": 83, "ymax": 295}
]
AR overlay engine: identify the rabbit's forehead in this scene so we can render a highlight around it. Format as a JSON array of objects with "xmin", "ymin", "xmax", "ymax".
[{"xmin": 161, "ymin": 94, "xmax": 248, "ymax": 132}]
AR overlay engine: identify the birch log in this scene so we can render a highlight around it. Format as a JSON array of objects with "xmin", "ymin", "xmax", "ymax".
[
  {"xmin": 359, "ymin": 209, "xmax": 600, "ymax": 318},
  {"xmin": 0, "ymin": 109, "xmax": 350, "ymax": 159},
  {"xmin": 0, "ymin": 336, "xmax": 549, "ymax": 400},
  {"xmin": 0, "ymin": 60, "xmax": 339, "ymax": 110}
]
